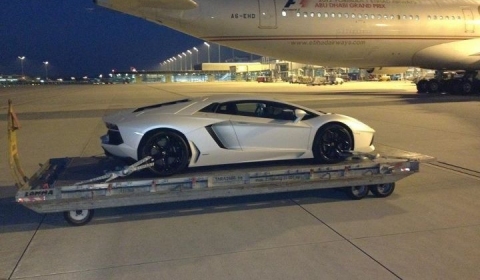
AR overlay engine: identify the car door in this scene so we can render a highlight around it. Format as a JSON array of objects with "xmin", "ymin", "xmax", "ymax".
[
  {"xmin": 229, "ymin": 101, "xmax": 311, "ymax": 151},
  {"xmin": 196, "ymin": 102, "xmax": 241, "ymax": 150}
]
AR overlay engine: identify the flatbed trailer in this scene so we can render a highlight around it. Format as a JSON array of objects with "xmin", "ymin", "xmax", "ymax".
[
  {"xmin": 14, "ymin": 146, "xmax": 433, "ymax": 226},
  {"xmin": 8, "ymin": 100, "xmax": 434, "ymax": 226}
]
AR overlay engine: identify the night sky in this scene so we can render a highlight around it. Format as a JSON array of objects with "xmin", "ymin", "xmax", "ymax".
[{"xmin": 0, "ymin": 0, "xmax": 203, "ymax": 78}]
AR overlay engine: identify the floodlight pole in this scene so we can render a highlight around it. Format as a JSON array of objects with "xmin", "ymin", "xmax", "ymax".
[{"xmin": 204, "ymin": 42, "xmax": 210, "ymax": 63}]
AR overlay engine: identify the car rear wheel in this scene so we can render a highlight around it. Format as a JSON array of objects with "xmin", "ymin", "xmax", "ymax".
[
  {"xmin": 313, "ymin": 123, "xmax": 353, "ymax": 163},
  {"xmin": 140, "ymin": 130, "xmax": 189, "ymax": 176}
]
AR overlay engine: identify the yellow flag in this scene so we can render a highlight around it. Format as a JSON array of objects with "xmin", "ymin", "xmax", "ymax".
[{"xmin": 8, "ymin": 100, "xmax": 29, "ymax": 189}]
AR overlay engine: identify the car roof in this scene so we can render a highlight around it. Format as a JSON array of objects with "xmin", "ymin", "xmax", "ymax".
[
  {"xmin": 133, "ymin": 94, "xmax": 276, "ymax": 115},
  {"xmin": 192, "ymin": 94, "xmax": 277, "ymax": 103},
  {"xmin": 134, "ymin": 94, "xmax": 321, "ymax": 116},
  {"xmin": 183, "ymin": 94, "xmax": 321, "ymax": 115}
]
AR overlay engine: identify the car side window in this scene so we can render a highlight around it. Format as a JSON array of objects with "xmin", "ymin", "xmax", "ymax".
[
  {"xmin": 216, "ymin": 101, "xmax": 270, "ymax": 117},
  {"xmin": 263, "ymin": 102, "xmax": 297, "ymax": 121},
  {"xmin": 202, "ymin": 101, "xmax": 317, "ymax": 121},
  {"xmin": 236, "ymin": 102, "xmax": 261, "ymax": 117},
  {"xmin": 231, "ymin": 101, "xmax": 298, "ymax": 121},
  {"xmin": 199, "ymin": 103, "xmax": 219, "ymax": 113},
  {"xmin": 216, "ymin": 102, "xmax": 238, "ymax": 115}
]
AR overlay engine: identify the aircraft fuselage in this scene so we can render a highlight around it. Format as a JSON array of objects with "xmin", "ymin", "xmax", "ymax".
[{"xmin": 96, "ymin": 0, "xmax": 480, "ymax": 69}]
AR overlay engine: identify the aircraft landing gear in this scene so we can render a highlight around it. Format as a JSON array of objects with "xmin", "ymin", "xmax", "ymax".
[
  {"xmin": 416, "ymin": 70, "xmax": 479, "ymax": 95},
  {"xmin": 416, "ymin": 79, "xmax": 428, "ymax": 93},
  {"xmin": 417, "ymin": 70, "xmax": 443, "ymax": 94},
  {"xmin": 454, "ymin": 71, "xmax": 479, "ymax": 95},
  {"xmin": 427, "ymin": 79, "xmax": 441, "ymax": 93}
]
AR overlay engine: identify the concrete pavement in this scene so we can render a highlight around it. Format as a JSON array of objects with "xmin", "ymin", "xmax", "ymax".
[{"xmin": 1, "ymin": 81, "xmax": 479, "ymax": 279}]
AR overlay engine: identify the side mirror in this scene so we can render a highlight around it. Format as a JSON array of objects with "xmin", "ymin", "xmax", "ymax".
[{"xmin": 294, "ymin": 109, "xmax": 307, "ymax": 123}]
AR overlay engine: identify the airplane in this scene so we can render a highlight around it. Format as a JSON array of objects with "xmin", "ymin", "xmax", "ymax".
[{"xmin": 94, "ymin": 0, "xmax": 480, "ymax": 94}]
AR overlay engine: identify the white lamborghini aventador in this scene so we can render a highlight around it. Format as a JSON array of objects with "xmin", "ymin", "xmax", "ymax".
[{"xmin": 101, "ymin": 95, "xmax": 375, "ymax": 176}]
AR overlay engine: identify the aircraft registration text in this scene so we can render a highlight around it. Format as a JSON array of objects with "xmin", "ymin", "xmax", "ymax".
[{"xmin": 231, "ymin": 13, "xmax": 256, "ymax": 19}]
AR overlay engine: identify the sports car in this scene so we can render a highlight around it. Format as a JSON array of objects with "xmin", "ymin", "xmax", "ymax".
[{"xmin": 101, "ymin": 95, "xmax": 375, "ymax": 176}]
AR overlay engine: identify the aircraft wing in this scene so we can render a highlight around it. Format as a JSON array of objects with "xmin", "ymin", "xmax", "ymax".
[
  {"xmin": 412, "ymin": 38, "xmax": 480, "ymax": 70},
  {"xmin": 95, "ymin": 0, "xmax": 198, "ymax": 12}
]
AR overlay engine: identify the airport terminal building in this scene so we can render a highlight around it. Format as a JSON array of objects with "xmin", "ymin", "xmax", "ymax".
[{"xmin": 133, "ymin": 61, "xmax": 365, "ymax": 84}]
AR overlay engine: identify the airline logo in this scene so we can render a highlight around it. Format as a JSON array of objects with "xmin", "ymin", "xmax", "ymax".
[{"xmin": 284, "ymin": 0, "xmax": 309, "ymax": 8}]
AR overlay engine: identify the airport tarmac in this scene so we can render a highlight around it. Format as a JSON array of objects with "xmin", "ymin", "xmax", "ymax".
[{"xmin": 1, "ymin": 81, "xmax": 480, "ymax": 279}]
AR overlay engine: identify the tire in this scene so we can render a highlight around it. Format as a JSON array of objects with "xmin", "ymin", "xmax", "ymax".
[
  {"xmin": 139, "ymin": 130, "xmax": 190, "ymax": 176},
  {"xmin": 313, "ymin": 123, "xmax": 353, "ymax": 163},
  {"xmin": 427, "ymin": 79, "xmax": 440, "ymax": 93},
  {"xmin": 370, "ymin": 183, "xmax": 395, "ymax": 198},
  {"xmin": 416, "ymin": 79, "xmax": 428, "ymax": 93},
  {"xmin": 460, "ymin": 80, "xmax": 474, "ymax": 95},
  {"xmin": 345, "ymin": 185, "xmax": 369, "ymax": 200},
  {"xmin": 64, "ymin": 209, "xmax": 94, "ymax": 226}
]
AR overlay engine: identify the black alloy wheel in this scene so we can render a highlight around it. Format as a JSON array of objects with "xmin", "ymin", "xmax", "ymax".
[
  {"xmin": 140, "ymin": 130, "xmax": 189, "ymax": 176},
  {"xmin": 313, "ymin": 123, "xmax": 353, "ymax": 163}
]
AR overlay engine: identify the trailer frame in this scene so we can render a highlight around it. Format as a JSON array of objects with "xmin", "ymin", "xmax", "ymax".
[{"xmin": 15, "ymin": 153, "xmax": 428, "ymax": 225}]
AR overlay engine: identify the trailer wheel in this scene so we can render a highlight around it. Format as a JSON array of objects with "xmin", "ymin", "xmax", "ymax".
[
  {"xmin": 64, "ymin": 209, "xmax": 94, "ymax": 226},
  {"xmin": 370, "ymin": 183, "xmax": 395, "ymax": 198},
  {"xmin": 345, "ymin": 185, "xmax": 369, "ymax": 200}
]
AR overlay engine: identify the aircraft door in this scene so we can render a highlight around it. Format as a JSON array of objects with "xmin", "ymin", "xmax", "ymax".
[
  {"xmin": 258, "ymin": 0, "xmax": 277, "ymax": 29},
  {"xmin": 462, "ymin": 8, "xmax": 475, "ymax": 33}
]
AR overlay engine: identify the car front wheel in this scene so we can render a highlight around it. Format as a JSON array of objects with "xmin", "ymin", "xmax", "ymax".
[
  {"xmin": 313, "ymin": 123, "xmax": 353, "ymax": 163},
  {"xmin": 140, "ymin": 130, "xmax": 190, "ymax": 176}
]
